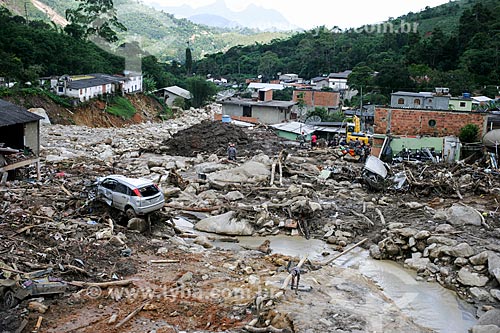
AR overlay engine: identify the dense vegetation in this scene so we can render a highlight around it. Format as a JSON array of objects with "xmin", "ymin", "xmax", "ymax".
[
  {"xmin": 0, "ymin": 8, "xmax": 124, "ymax": 83},
  {"xmin": 194, "ymin": 0, "xmax": 500, "ymax": 97}
]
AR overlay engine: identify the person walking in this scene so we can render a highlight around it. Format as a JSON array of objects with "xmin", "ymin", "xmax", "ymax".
[{"xmin": 298, "ymin": 131, "xmax": 306, "ymax": 148}]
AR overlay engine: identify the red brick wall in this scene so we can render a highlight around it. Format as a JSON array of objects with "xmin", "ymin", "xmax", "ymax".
[
  {"xmin": 293, "ymin": 90, "xmax": 339, "ymax": 108},
  {"xmin": 374, "ymin": 107, "xmax": 486, "ymax": 136}
]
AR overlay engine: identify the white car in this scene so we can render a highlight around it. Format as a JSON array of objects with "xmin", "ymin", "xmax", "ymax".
[{"xmin": 95, "ymin": 175, "xmax": 165, "ymax": 218}]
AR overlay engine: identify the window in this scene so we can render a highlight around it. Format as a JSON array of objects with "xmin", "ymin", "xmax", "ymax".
[
  {"xmin": 397, "ymin": 98, "xmax": 404, "ymax": 105},
  {"xmin": 460, "ymin": 102, "xmax": 466, "ymax": 107},
  {"xmin": 414, "ymin": 99, "xmax": 421, "ymax": 105},
  {"xmin": 428, "ymin": 119, "xmax": 437, "ymax": 127},
  {"xmin": 102, "ymin": 179, "xmax": 116, "ymax": 190},
  {"xmin": 115, "ymin": 183, "xmax": 129, "ymax": 194},
  {"xmin": 58, "ymin": 87, "xmax": 63, "ymax": 93}
]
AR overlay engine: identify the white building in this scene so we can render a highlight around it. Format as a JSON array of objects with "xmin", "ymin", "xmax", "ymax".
[
  {"xmin": 53, "ymin": 73, "xmax": 142, "ymax": 102},
  {"xmin": 328, "ymin": 70, "xmax": 352, "ymax": 91}
]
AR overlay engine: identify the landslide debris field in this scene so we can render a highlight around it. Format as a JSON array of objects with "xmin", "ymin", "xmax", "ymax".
[{"xmin": 1, "ymin": 108, "xmax": 499, "ymax": 333}]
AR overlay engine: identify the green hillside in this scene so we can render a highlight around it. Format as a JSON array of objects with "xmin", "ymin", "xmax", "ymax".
[{"xmin": 1, "ymin": 0, "xmax": 292, "ymax": 62}]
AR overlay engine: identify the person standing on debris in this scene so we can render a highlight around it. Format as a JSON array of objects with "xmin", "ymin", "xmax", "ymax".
[
  {"xmin": 311, "ymin": 133, "xmax": 317, "ymax": 150},
  {"xmin": 227, "ymin": 143, "xmax": 237, "ymax": 161},
  {"xmin": 290, "ymin": 266, "xmax": 301, "ymax": 293},
  {"xmin": 298, "ymin": 131, "xmax": 306, "ymax": 148}
]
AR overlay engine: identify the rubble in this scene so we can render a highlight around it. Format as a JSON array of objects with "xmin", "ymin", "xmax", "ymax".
[{"xmin": 0, "ymin": 105, "xmax": 499, "ymax": 332}]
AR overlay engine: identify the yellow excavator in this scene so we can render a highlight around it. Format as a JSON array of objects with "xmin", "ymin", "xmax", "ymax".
[{"xmin": 346, "ymin": 115, "xmax": 370, "ymax": 144}]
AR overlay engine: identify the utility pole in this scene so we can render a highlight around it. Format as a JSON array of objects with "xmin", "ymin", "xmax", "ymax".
[
  {"xmin": 24, "ymin": 2, "xmax": 29, "ymax": 24},
  {"xmin": 360, "ymin": 86, "xmax": 363, "ymax": 132}
]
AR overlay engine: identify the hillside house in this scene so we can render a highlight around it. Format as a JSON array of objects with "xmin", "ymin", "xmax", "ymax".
[
  {"xmin": 390, "ymin": 89, "xmax": 450, "ymax": 110},
  {"xmin": 311, "ymin": 76, "xmax": 330, "ymax": 89},
  {"xmin": 53, "ymin": 72, "xmax": 143, "ymax": 103},
  {"xmin": 449, "ymin": 96, "xmax": 473, "ymax": 111},
  {"xmin": 221, "ymin": 96, "xmax": 296, "ymax": 124},
  {"xmin": 154, "ymin": 86, "xmax": 192, "ymax": 107},
  {"xmin": 374, "ymin": 106, "xmax": 487, "ymax": 137},
  {"xmin": 293, "ymin": 89, "xmax": 340, "ymax": 111},
  {"xmin": 328, "ymin": 70, "xmax": 352, "ymax": 91},
  {"xmin": 0, "ymin": 99, "xmax": 43, "ymax": 182}
]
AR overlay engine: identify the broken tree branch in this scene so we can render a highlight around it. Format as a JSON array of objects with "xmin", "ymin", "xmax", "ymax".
[
  {"xmin": 351, "ymin": 210, "xmax": 374, "ymax": 226},
  {"xmin": 374, "ymin": 208, "xmax": 386, "ymax": 226},
  {"xmin": 323, "ymin": 238, "xmax": 368, "ymax": 266},
  {"xmin": 115, "ymin": 301, "xmax": 149, "ymax": 329}
]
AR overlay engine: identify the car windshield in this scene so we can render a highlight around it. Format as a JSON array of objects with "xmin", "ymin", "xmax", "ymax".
[{"xmin": 139, "ymin": 185, "xmax": 159, "ymax": 197}]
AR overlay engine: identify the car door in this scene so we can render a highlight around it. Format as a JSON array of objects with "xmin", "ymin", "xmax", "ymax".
[
  {"xmin": 99, "ymin": 179, "xmax": 116, "ymax": 206},
  {"xmin": 112, "ymin": 182, "xmax": 130, "ymax": 211}
]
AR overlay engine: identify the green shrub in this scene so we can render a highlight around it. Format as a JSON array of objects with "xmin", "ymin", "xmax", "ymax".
[
  {"xmin": 105, "ymin": 96, "xmax": 136, "ymax": 119},
  {"xmin": 459, "ymin": 123, "xmax": 480, "ymax": 143}
]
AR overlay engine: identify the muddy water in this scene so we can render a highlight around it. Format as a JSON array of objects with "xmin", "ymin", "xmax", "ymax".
[{"xmin": 212, "ymin": 235, "xmax": 477, "ymax": 333}]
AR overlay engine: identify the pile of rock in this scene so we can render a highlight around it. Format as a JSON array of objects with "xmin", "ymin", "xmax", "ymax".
[{"xmin": 370, "ymin": 203, "xmax": 500, "ymax": 309}]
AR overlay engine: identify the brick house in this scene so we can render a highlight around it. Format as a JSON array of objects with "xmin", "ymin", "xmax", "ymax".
[
  {"xmin": 293, "ymin": 89, "xmax": 340, "ymax": 111},
  {"xmin": 374, "ymin": 107, "xmax": 487, "ymax": 137}
]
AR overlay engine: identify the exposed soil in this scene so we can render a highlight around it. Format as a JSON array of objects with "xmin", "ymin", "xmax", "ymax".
[
  {"xmin": 4, "ymin": 93, "xmax": 165, "ymax": 127},
  {"xmin": 154, "ymin": 121, "xmax": 285, "ymax": 157}
]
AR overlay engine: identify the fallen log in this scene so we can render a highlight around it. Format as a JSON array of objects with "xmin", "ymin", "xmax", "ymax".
[
  {"xmin": 323, "ymin": 238, "xmax": 368, "ymax": 266},
  {"xmin": 68, "ymin": 279, "xmax": 134, "ymax": 288},
  {"xmin": 150, "ymin": 260, "xmax": 180, "ymax": 264},
  {"xmin": 244, "ymin": 325, "xmax": 290, "ymax": 333}
]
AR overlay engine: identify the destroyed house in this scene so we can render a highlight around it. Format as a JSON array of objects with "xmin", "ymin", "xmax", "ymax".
[{"xmin": 0, "ymin": 99, "xmax": 43, "ymax": 182}]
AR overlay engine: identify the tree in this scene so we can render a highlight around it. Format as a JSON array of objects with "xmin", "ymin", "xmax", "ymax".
[
  {"xmin": 186, "ymin": 76, "xmax": 217, "ymax": 108},
  {"xmin": 185, "ymin": 46, "xmax": 192, "ymax": 76},
  {"xmin": 65, "ymin": 0, "xmax": 126, "ymax": 43},
  {"xmin": 459, "ymin": 124, "xmax": 480, "ymax": 143},
  {"xmin": 258, "ymin": 51, "xmax": 280, "ymax": 80}
]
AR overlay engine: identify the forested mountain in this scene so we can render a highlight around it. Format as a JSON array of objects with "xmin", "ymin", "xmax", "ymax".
[
  {"xmin": 194, "ymin": 0, "xmax": 500, "ymax": 97},
  {"xmin": 1, "ymin": 0, "xmax": 292, "ymax": 62}
]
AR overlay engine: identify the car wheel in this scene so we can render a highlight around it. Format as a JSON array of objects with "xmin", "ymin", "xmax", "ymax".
[
  {"xmin": 125, "ymin": 207, "xmax": 137, "ymax": 220},
  {"xmin": 4, "ymin": 290, "xmax": 18, "ymax": 309}
]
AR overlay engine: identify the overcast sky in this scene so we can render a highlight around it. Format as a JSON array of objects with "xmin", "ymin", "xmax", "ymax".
[{"xmin": 142, "ymin": 0, "xmax": 451, "ymax": 29}]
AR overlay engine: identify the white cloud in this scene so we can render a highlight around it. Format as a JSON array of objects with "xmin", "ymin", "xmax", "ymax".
[{"xmin": 141, "ymin": 0, "xmax": 451, "ymax": 30}]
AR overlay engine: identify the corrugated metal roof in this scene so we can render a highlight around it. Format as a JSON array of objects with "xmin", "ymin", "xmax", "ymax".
[
  {"xmin": 0, "ymin": 99, "xmax": 43, "ymax": 127},
  {"xmin": 247, "ymin": 83, "xmax": 285, "ymax": 90},
  {"xmin": 158, "ymin": 86, "xmax": 192, "ymax": 100},
  {"xmin": 270, "ymin": 122, "xmax": 317, "ymax": 135},
  {"xmin": 222, "ymin": 98, "xmax": 295, "ymax": 108}
]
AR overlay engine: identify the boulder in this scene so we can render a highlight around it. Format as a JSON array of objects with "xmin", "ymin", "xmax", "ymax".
[
  {"xmin": 195, "ymin": 211, "xmax": 253, "ymax": 236},
  {"xmin": 471, "ymin": 325, "xmax": 500, "ymax": 333},
  {"xmin": 490, "ymin": 289, "xmax": 500, "ymax": 301},
  {"xmin": 369, "ymin": 245, "xmax": 382, "ymax": 260},
  {"xmin": 427, "ymin": 236, "xmax": 457, "ymax": 246},
  {"xmin": 444, "ymin": 203, "xmax": 482, "ymax": 226},
  {"xmin": 393, "ymin": 228, "xmax": 418, "ymax": 238},
  {"xmin": 414, "ymin": 230, "xmax": 431, "ymax": 240},
  {"xmin": 478, "ymin": 309, "xmax": 500, "ymax": 327},
  {"xmin": 441, "ymin": 243, "xmax": 475, "ymax": 258},
  {"xmin": 435, "ymin": 224, "xmax": 454, "ymax": 233},
  {"xmin": 224, "ymin": 191, "xmax": 245, "ymax": 201},
  {"xmin": 128, "ymin": 218, "xmax": 148, "ymax": 233},
  {"xmin": 469, "ymin": 287, "xmax": 493, "ymax": 301},
  {"xmin": 488, "ymin": 252, "xmax": 500, "ymax": 284},
  {"xmin": 193, "ymin": 235, "xmax": 213, "ymax": 249},
  {"xmin": 404, "ymin": 202, "xmax": 423, "ymax": 209},
  {"xmin": 470, "ymin": 251, "xmax": 490, "ymax": 266},
  {"xmin": 457, "ymin": 267, "xmax": 489, "ymax": 287},
  {"xmin": 208, "ymin": 161, "xmax": 270, "ymax": 185},
  {"xmin": 404, "ymin": 257, "xmax": 430, "ymax": 271}
]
